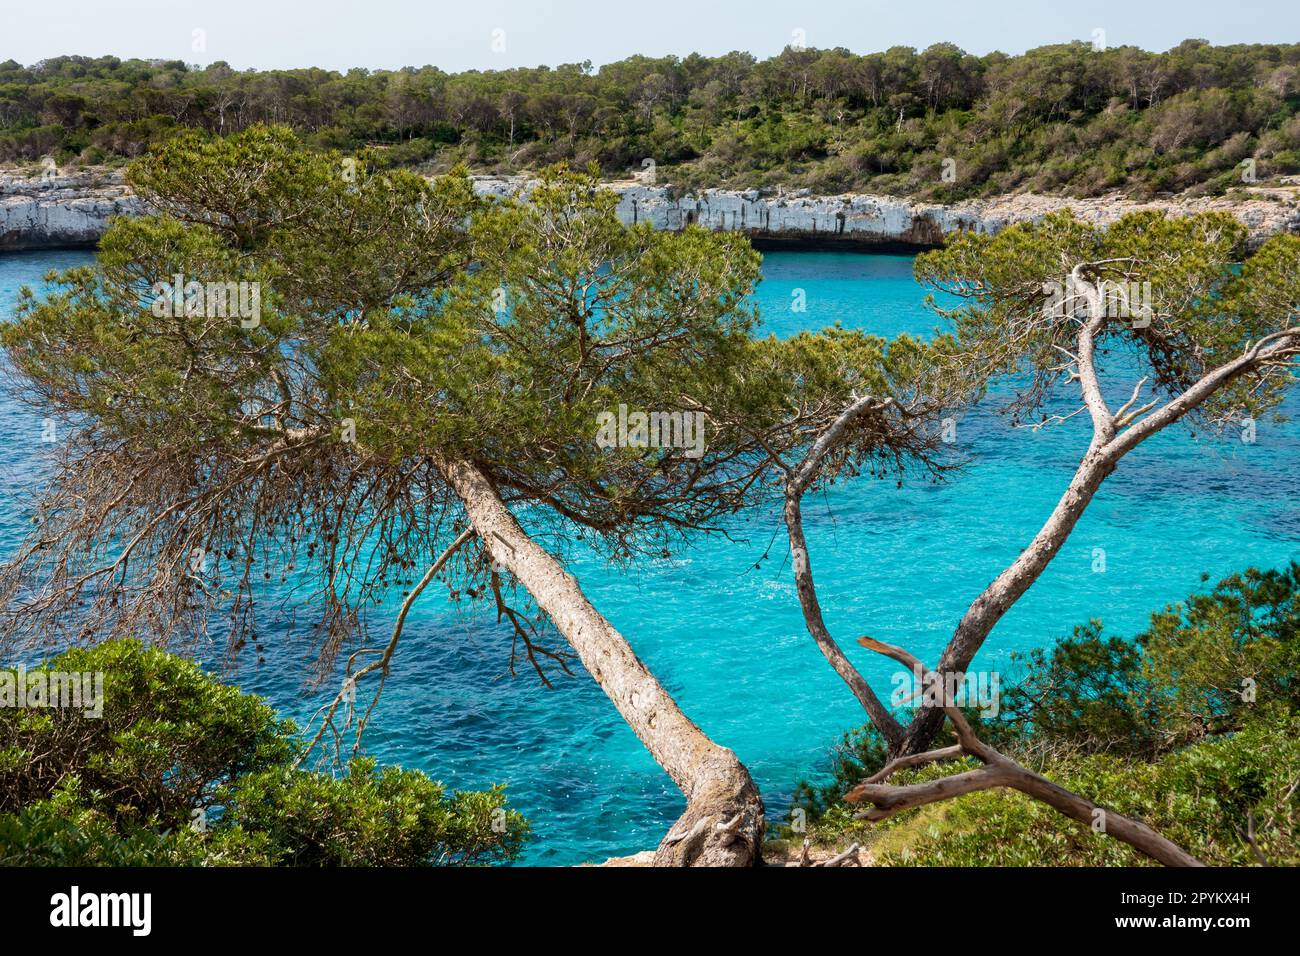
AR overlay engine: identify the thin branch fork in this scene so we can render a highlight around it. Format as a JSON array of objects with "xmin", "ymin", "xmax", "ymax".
[
  {"xmin": 489, "ymin": 566, "xmax": 575, "ymax": 687},
  {"xmin": 788, "ymin": 394, "xmax": 895, "ymax": 496},
  {"xmin": 1069, "ymin": 263, "xmax": 1114, "ymax": 438},
  {"xmin": 297, "ymin": 525, "xmax": 476, "ymax": 766},
  {"xmin": 844, "ymin": 636, "xmax": 1205, "ymax": 868},
  {"xmin": 899, "ymin": 320, "xmax": 1300, "ymax": 756}
]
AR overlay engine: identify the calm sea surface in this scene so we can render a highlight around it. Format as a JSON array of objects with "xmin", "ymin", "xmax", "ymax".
[{"xmin": 3, "ymin": 248, "xmax": 1296, "ymax": 864}]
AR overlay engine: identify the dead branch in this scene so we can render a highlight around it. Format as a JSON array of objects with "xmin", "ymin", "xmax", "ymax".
[
  {"xmin": 489, "ymin": 567, "xmax": 575, "ymax": 687},
  {"xmin": 816, "ymin": 843, "xmax": 862, "ymax": 867},
  {"xmin": 845, "ymin": 636, "xmax": 1205, "ymax": 868},
  {"xmin": 297, "ymin": 526, "xmax": 476, "ymax": 766}
]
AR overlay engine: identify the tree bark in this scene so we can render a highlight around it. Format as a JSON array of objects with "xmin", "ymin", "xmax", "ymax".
[
  {"xmin": 784, "ymin": 492, "xmax": 905, "ymax": 747},
  {"xmin": 899, "ymin": 325, "xmax": 1300, "ymax": 756},
  {"xmin": 898, "ymin": 446, "xmax": 1115, "ymax": 753},
  {"xmin": 441, "ymin": 459, "xmax": 764, "ymax": 866},
  {"xmin": 782, "ymin": 393, "xmax": 907, "ymax": 747}
]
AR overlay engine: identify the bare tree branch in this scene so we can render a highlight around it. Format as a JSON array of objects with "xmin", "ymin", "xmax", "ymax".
[
  {"xmin": 900, "ymin": 311, "xmax": 1300, "ymax": 755},
  {"xmin": 846, "ymin": 636, "xmax": 1205, "ymax": 868},
  {"xmin": 782, "ymin": 395, "xmax": 911, "ymax": 747},
  {"xmin": 297, "ymin": 525, "xmax": 476, "ymax": 767}
]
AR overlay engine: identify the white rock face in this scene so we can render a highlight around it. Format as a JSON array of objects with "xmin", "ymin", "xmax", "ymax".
[
  {"xmin": 607, "ymin": 182, "xmax": 959, "ymax": 241},
  {"xmin": 2, "ymin": 167, "xmax": 1297, "ymax": 252},
  {"xmin": 0, "ymin": 169, "xmax": 143, "ymax": 250},
  {"xmin": 468, "ymin": 175, "xmax": 983, "ymax": 244},
  {"xmin": 469, "ymin": 176, "xmax": 1300, "ymax": 248}
]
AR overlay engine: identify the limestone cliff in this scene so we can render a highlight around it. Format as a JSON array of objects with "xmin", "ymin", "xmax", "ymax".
[
  {"xmin": 3, "ymin": 167, "xmax": 1297, "ymax": 252},
  {"xmin": 0, "ymin": 168, "xmax": 143, "ymax": 251}
]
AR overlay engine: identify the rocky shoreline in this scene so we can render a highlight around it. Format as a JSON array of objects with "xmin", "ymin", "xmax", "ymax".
[
  {"xmin": 0, "ymin": 168, "xmax": 141, "ymax": 251},
  {"xmin": 3, "ymin": 167, "xmax": 1298, "ymax": 253}
]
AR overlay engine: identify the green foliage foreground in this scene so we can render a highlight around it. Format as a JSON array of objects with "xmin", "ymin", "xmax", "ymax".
[
  {"xmin": 786, "ymin": 564, "xmax": 1300, "ymax": 865},
  {"xmin": 0, "ymin": 640, "xmax": 528, "ymax": 865}
]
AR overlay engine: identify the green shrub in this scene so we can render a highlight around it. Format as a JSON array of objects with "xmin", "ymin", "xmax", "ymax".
[
  {"xmin": 999, "ymin": 562, "xmax": 1300, "ymax": 755},
  {"xmin": 223, "ymin": 759, "xmax": 526, "ymax": 866},
  {"xmin": 868, "ymin": 708, "xmax": 1299, "ymax": 867},
  {"xmin": 785, "ymin": 564, "xmax": 1300, "ymax": 865},
  {"xmin": 0, "ymin": 640, "xmax": 528, "ymax": 865}
]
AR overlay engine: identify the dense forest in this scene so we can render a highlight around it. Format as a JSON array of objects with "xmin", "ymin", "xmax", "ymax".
[{"xmin": 3, "ymin": 39, "xmax": 1300, "ymax": 198}]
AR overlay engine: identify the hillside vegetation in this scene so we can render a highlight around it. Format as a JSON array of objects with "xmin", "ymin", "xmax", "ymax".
[{"xmin": 4, "ymin": 40, "xmax": 1299, "ymax": 198}]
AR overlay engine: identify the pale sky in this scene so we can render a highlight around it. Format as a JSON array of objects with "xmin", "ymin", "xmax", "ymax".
[{"xmin": 2, "ymin": 0, "xmax": 1297, "ymax": 72}]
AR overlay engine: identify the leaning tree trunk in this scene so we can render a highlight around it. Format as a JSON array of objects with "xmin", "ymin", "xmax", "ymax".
[
  {"xmin": 898, "ymin": 325, "xmax": 1300, "ymax": 756},
  {"xmin": 441, "ymin": 459, "xmax": 764, "ymax": 866},
  {"xmin": 897, "ymin": 446, "xmax": 1117, "ymax": 755}
]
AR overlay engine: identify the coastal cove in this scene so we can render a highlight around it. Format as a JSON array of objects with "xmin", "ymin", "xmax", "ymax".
[{"xmin": 2, "ymin": 247, "xmax": 1297, "ymax": 865}]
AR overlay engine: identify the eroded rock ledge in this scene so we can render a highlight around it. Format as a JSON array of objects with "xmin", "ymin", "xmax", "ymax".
[
  {"xmin": 3, "ymin": 167, "xmax": 1298, "ymax": 253},
  {"xmin": 0, "ymin": 169, "xmax": 142, "ymax": 251}
]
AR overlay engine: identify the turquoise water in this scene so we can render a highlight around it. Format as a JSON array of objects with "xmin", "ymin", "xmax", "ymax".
[{"xmin": 2, "ymin": 248, "xmax": 1297, "ymax": 864}]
